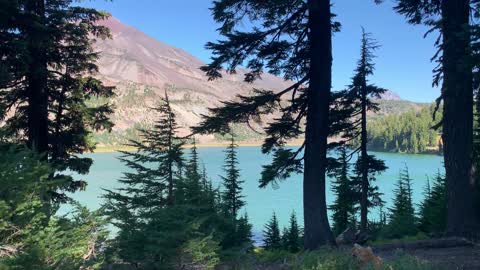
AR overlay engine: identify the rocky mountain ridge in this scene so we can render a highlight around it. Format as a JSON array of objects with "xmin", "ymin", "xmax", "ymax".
[{"xmin": 92, "ymin": 17, "xmax": 425, "ymax": 146}]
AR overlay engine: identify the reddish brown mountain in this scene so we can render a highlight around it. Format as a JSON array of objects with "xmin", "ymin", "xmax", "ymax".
[{"xmin": 93, "ymin": 17, "xmax": 291, "ymax": 144}]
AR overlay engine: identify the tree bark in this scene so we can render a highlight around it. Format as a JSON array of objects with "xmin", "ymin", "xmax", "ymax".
[
  {"xmin": 441, "ymin": 0, "xmax": 479, "ymax": 239},
  {"xmin": 303, "ymin": 0, "xmax": 335, "ymax": 249},
  {"xmin": 360, "ymin": 75, "xmax": 369, "ymax": 232},
  {"xmin": 25, "ymin": 0, "xmax": 49, "ymax": 156}
]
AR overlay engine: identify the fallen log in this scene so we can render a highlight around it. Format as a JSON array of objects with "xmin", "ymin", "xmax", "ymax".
[{"xmin": 372, "ymin": 237, "xmax": 475, "ymax": 252}]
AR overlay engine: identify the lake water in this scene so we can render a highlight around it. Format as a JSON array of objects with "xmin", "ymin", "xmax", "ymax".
[{"xmin": 63, "ymin": 146, "xmax": 443, "ymax": 241}]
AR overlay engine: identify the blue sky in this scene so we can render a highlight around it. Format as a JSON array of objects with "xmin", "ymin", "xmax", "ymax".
[{"xmin": 81, "ymin": 0, "xmax": 439, "ymax": 103}]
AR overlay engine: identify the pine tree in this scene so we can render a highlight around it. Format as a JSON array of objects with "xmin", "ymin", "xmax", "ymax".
[
  {"xmin": 192, "ymin": 0, "xmax": 338, "ymax": 248},
  {"xmin": 103, "ymin": 92, "xmax": 186, "ymax": 266},
  {"xmin": 236, "ymin": 213, "xmax": 254, "ymax": 249},
  {"xmin": 184, "ymin": 139, "xmax": 203, "ymax": 206},
  {"xmin": 0, "ymin": 1, "xmax": 115, "ymax": 203},
  {"xmin": 418, "ymin": 170, "xmax": 447, "ymax": 235},
  {"xmin": 385, "ymin": 165, "xmax": 417, "ymax": 239},
  {"xmin": 0, "ymin": 143, "xmax": 52, "ymax": 244},
  {"xmin": 381, "ymin": 0, "xmax": 479, "ymax": 238},
  {"xmin": 281, "ymin": 226, "xmax": 289, "ymax": 250},
  {"xmin": 263, "ymin": 212, "xmax": 281, "ymax": 250},
  {"xmin": 342, "ymin": 29, "xmax": 387, "ymax": 232},
  {"xmin": 284, "ymin": 211, "xmax": 301, "ymax": 253},
  {"xmin": 329, "ymin": 146, "xmax": 356, "ymax": 236},
  {"xmin": 221, "ymin": 136, "xmax": 245, "ymax": 220}
]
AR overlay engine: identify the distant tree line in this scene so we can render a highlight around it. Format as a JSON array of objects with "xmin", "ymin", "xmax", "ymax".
[{"xmin": 367, "ymin": 105, "xmax": 441, "ymax": 154}]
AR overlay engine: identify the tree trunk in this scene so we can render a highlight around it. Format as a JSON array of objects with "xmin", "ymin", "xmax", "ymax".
[
  {"xmin": 25, "ymin": 0, "xmax": 49, "ymax": 156},
  {"xmin": 360, "ymin": 77, "xmax": 369, "ymax": 232},
  {"xmin": 25, "ymin": 0, "xmax": 51, "ymax": 219},
  {"xmin": 441, "ymin": 0, "xmax": 479, "ymax": 239},
  {"xmin": 303, "ymin": 0, "xmax": 335, "ymax": 249}
]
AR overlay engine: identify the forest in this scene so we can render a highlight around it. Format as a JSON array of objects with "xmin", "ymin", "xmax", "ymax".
[
  {"xmin": 1, "ymin": 0, "xmax": 480, "ymax": 269},
  {"xmin": 367, "ymin": 105, "xmax": 441, "ymax": 154}
]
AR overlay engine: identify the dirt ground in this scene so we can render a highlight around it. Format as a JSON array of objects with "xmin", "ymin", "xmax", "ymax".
[{"xmin": 378, "ymin": 246, "xmax": 480, "ymax": 270}]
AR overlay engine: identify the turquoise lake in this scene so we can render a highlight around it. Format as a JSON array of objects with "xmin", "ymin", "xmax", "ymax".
[{"xmin": 63, "ymin": 146, "xmax": 443, "ymax": 241}]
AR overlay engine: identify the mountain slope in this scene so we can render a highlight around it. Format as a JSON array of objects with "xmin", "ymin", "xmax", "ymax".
[
  {"xmin": 93, "ymin": 17, "xmax": 291, "ymax": 145},
  {"xmin": 92, "ymin": 17, "xmax": 428, "ymax": 146}
]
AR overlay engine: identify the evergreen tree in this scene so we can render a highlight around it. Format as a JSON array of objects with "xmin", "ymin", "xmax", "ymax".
[
  {"xmin": 329, "ymin": 146, "xmax": 356, "ymax": 236},
  {"xmin": 385, "ymin": 165, "xmax": 417, "ymax": 239},
  {"xmin": 103, "ymin": 93, "xmax": 186, "ymax": 266},
  {"xmin": 263, "ymin": 212, "xmax": 281, "ymax": 250},
  {"xmin": 281, "ymin": 226, "xmax": 289, "ymax": 250},
  {"xmin": 184, "ymin": 139, "xmax": 203, "ymax": 206},
  {"xmin": 192, "ymin": 0, "xmax": 338, "ymax": 248},
  {"xmin": 1, "ymin": 204, "xmax": 109, "ymax": 270},
  {"xmin": 0, "ymin": 143, "xmax": 52, "ymax": 244},
  {"xmin": 236, "ymin": 213, "xmax": 254, "ymax": 249},
  {"xmin": 343, "ymin": 29, "xmax": 387, "ymax": 232},
  {"xmin": 0, "ymin": 142, "xmax": 109, "ymax": 269},
  {"xmin": 380, "ymin": 0, "xmax": 479, "ymax": 238},
  {"xmin": 284, "ymin": 211, "xmax": 301, "ymax": 253},
  {"xmin": 418, "ymin": 170, "xmax": 447, "ymax": 235},
  {"xmin": 0, "ymin": 0, "xmax": 115, "ymax": 203},
  {"xmin": 221, "ymin": 136, "xmax": 245, "ymax": 220}
]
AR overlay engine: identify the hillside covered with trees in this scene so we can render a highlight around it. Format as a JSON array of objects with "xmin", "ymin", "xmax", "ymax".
[{"xmin": 367, "ymin": 105, "xmax": 441, "ymax": 154}]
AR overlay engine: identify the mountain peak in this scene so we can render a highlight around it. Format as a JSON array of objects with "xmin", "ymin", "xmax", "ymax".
[
  {"xmin": 93, "ymin": 16, "xmax": 290, "ymax": 142},
  {"xmin": 379, "ymin": 90, "xmax": 402, "ymax": 101}
]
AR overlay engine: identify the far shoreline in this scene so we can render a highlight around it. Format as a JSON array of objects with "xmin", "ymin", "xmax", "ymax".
[
  {"xmin": 93, "ymin": 142, "xmax": 441, "ymax": 156},
  {"xmin": 93, "ymin": 141, "xmax": 303, "ymax": 153}
]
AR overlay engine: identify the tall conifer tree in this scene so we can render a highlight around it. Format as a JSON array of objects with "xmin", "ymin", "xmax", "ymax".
[
  {"xmin": 263, "ymin": 212, "xmax": 282, "ymax": 250},
  {"xmin": 329, "ymin": 146, "xmax": 356, "ymax": 236},
  {"xmin": 379, "ymin": 0, "xmax": 479, "ymax": 238},
  {"xmin": 0, "ymin": 0, "xmax": 115, "ymax": 202},
  {"xmin": 221, "ymin": 136, "xmax": 245, "ymax": 220},
  {"xmin": 385, "ymin": 165, "xmax": 417, "ymax": 238},
  {"xmin": 193, "ymin": 0, "xmax": 338, "ymax": 248},
  {"xmin": 343, "ymin": 29, "xmax": 387, "ymax": 232},
  {"xmin": 103, "ymin": 93, "xmax": 185, "ymax": 266},
  {"xmin": 184, "ymin": 139, "xmax": 203, "ymax": 206},
  {"xmin": 284, "ymin": 211, "xmax": 301, "ymax": 252},
  {"xmin": 418, "ymin": 170, "xmax": 447, "ymax": 234}
]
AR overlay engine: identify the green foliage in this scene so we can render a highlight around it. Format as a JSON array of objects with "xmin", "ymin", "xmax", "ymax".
[
  {"xmin": 263, "ymin": 212, "xmax": 282, "ymax": 250},
  {"xmin": 368, "ymin": 105, "xmax": 440, "ymax": 154},
  {"xmin": 381, "ymin": 253, "xmax": 436, "ymax": 270},
  {"xmin": 418, "ymin": 171, "xmax": 447, "ymax": 235},
  {"xmin": 297, "ymin": 250, "xmax": 434, "ymax": 270},
  {"xmin": 236, "ymin": 213, "xmax": 254, "ymax": 249},
  {"xmin": 383, "ymin": 165, "xmax": 418, "ymax": 239},
  {"xmin": 350, "ymin": 154, "xmax": 387, "ymax": 213},
  {"xmin": 283, "ymin": 211, "xmax": 302, "ymax": 253},
  {"xmin": 103, "ymin": 94, "xmax": 251, "ymax": 268},
  {"xmin": 221, "ymin": 136, "xmax": 245, "ymax": 219},
  {"xmin": 297, "ymin": 249, "xmax": 357, "ymax": 270},
  {"xmin": 0, "ymin": 204, "xmax": 109, "ymax": 270},
  {"xmin": 338, "ymin": 29, "xmax": 387, "ymax": 231},
  {"xmin": 329, "ymin": 147, "xmax": 357, "ymax": 235},
  {"xmin": 102, "ymin": 93, "xmax": 188, "ymax": 267},
  {"xmin": 0, "ymin": 0, "xmax": 115, "ymax": 201},
  {"xmin": 0, "ymin": 143, "xmax": 52, "ymax": 244},
  {"xmin": 180, "ymin": 235, "xmax": 221, "ymax": 270}
]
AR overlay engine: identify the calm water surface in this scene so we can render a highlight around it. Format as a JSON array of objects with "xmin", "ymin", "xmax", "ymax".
[{"xmin": 62, "ymin": 146, "xmax": 443, "ymax": 240}]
